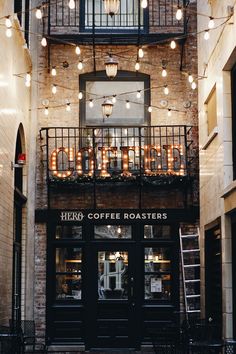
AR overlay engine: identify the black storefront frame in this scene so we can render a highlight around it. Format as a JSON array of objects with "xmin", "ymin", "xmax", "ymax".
[{"xmin": 44, "ymin": 210, "xmax": 182, "ymax": 349}]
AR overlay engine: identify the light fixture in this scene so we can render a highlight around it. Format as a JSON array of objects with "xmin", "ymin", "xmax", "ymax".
[
  {"xmin": 66, "ymin": 102, "xmax": 71, "ymax": 112},
  {"xmin": 52, "ymin": 84, "xmax": 57, "ymax": 94},
  {"xmin": 105, "ymin": 56, "xmax": 118, "ymax": 79},
  {"xmin": 112, "ymin": 95, "xmax": 117, "ymax": 103},
  {"xmin": 89, "ymin": 99, "xmax": 94, "ymax": 108},
  {"xmin": 138, "ymin": 47, "xmax": 144, "ymax": 58},
  {"xmin": 75, "ymin": 45, "xmax": 81, "ymax": 55},
  {"xmin": 6, "ymin": 28, "xmax": 12, "ymax": 37},
  {"xmin": 170, "ymin": 40, "xmax": 176, "ymax": 49},
  {"xmin": 77, "ymin": 61, "xmax": 83, "ymax": 70},
  {"xmin": 25, "ymin": 80, "xmax": 31, "ymax": 87},
  {"xmin": 188, "ymin": 74, "xmax": 193, "ymax": 83},
  {"xmin": 135, "ymin": 61, "xmax": 140, "ymax": 71},
  {"xmin": 126, "ymin": 100, "xmax": 130, "ymax": 109},
  {"xmin": 162, "ymin": 67, "xmax": 167, "ymax": 77},
  {"xmin": 176, "ymin": 6, "xmax": 183, "ymax": 20},
  {"xmin": 35, "ymin": 7, "xmax": 42, "ymax": 19},
  {"xmin": 141, "ymin": 0, "xmax": 148, "ymax": 8},
  {"xmin": 103, "ymin": 0, "xmax": 120, "ymax": 17},
  {"xmin": 136, "ymin": 90, "xmax": 141, "ymax": 99},
  {"xmin": 148, "ymin": 106, "xmax": 152, "ymax": 112},
  {"xmin": 51, "ymin": 66, "xmax": 57, "ymax": 76},
  {"xmin": 117, "ymin": 226, "xmax": 121, "ymax": 234},
  {"xmin": 167, "ymin": 109, "xmax": 172, "ymax": 117},
  {"xmin": 208, "ymin": 16, "xmax": 215, "ymax": 29},
  {"xmin": 5, "ymin": 17, "xmax": 12, "ymax": 28},
  {"xmin": 78, "ymin": 92, "xmax": 83, "ymax": 99},
  {"xmin": 44, "ymin": 107, "xmax": 49, "ymax": 116},
  {"xmin": 41, "ymin": 37, "xmax": 47, "ymax": 47},
  {"xmin": 102, "ymin": 99, "xmax": 114, "ymax": 118},
  {"xmin": 204, "ymin": 30, "xmax": 210, "ymax": 40},
  {"xmin": 25, "ymin": 73, "xmax": 31, "ymax": 87},
  {"xmin": 191, "ymin": 81, "xmax": 197, "ymax": 90},
  {"xmin": 164, "ymin": 85, "xmax": 169, "ymax": 95},
  {"xmin": 68, "ymin": 0, "xmax": 75, "ymax": 9}
]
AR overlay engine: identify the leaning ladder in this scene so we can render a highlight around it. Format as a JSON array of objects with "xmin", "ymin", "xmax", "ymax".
[{"xmin": 179, "ymin": 228, "xmax": 201, "ymax": 322}]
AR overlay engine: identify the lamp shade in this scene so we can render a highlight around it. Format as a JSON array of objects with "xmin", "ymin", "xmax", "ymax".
[
  {"xmin": 102, "ymin": 99, "xmax": 114, "ymax": 118},
  {"xmin": 103, "ymin": 0, "xmax": 120, "ymax": 16},
  {"xmin": 105, "ymin": 56, "xmax": 118, "ymax": 79}
]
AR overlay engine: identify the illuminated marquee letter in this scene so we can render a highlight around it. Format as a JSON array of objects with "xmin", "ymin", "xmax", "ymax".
[
  {"xmin": 98, "ymin": 147, "xmax": 117, "ymax": 177},
  {"xmin": 76, "ymin": 147, "xmax": 94, "ymax": 177},
  {"xmin": 50, "ymin": 147, "xmax": 74, "ymax": 178}
]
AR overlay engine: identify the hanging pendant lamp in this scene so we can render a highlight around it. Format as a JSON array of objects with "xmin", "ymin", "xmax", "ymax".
[
  {"xmin": 102, "ymin": 99, "xmax": 114, "ymax": 118},
  {"xmin": 103, "ymin": 0, "xmax": 120, "ymax": 17},
  {"xmin": 105, "ymin": 56, "xmax": 118, "ymax": 79}
]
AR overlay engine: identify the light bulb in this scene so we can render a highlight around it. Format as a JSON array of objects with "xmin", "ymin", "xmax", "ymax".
[
  {"xmin": 51, "ymin": 67, "xmax": 57, "ymax": 76},
  {"xmin": 25, "ymin": 80, "xmax": 31, "ymax": 87},
  {"xmin": 78, "ymin": 92, "xmax": 83, "ymax": 99},
  {"xmin": 204, "ymin": 30, "xmax": 210, "ymax": 40},
  {"xmin": 176, "ymin": 7, "xmax": 183, "ymax": 21},
  {"xmin": 5, "ymin": 17, "xmax": 12, "ymax": 28},
  {"xmin": 35, "ymin": 8, "xmax": 42, "ymax": 19},
  {"xmin": 208, "ymin": 17, "xmax": 214, "ymax": 29},
  {"xmin": 75, "ymin": 46, "xmax": 81, "ymax": 55},
  {"xmin": 164, "ymin": 85, "xmax": 169, "ymax": 95},
  {"xmin": 126, "ymin": 101, "xmax": 130, "ymax": 109},
  {"xmin": 191, "ymin": 81, "xmax": 197, "ymax": 90},
  {"xmin": 68, "ymin": 0, "xmax": 75, "ymax": 9},
  {"xmin": 66, "ymin": 103, "xmax": 71, "ymax": 112},
  {"xmin": 52, "ymin": 84, "xmax": 57, "ymax": 94},
  {"xmin": 136, "ymin": 90, "xmax": 141, "ymax": 99},
  {"xmin": 26, "ymin": 73, "xmax": 31, "ymax": 82},
  {"xmin": 6, "ymin": 28, "xmax": 12, "ymax": 37},
  {"xmin": 44, "ymin": 107, "xmax": 49, "ymax": 116},
  {"xmin": 167, "ymin": 109, "xmax": 172, "ymax": 117},
  {"xmin": 77, "ymin": 61, "xmax": 83, "ymax": 70},
  {"xmin": 188, "ymin": 74, "xmax": 193, "ymax": 83},
  {"xmin": 138, "ymin": 48, "xmax": 144, "ymax": 58},
  {"xmin": 112, "ymin": 95, "xmax": 116, "ymax": 103},
  {"xmin": 141, "ymin": 0, "xmax": 148, "ymax": 8},
  {"xmin": 162, "ymin": 68, "xmax": 167, "ymax": 77},
  {"xmin": 148, "ymin": 106, "xmax": 152, "ymax": 112},
  {"xmin": 41, "ymin": 37, "xmax": 47, "ymax": 47},
  {"xmin": 89, "ymin": 100, "xmax": 94, "ymax": 108},
  {"xmin": 170, "ymin": 40, "xmax": 176, "ymax": 49},
  {"xmin": 135, "ymin": 62, "xmax": 140, "ymax": 71}
]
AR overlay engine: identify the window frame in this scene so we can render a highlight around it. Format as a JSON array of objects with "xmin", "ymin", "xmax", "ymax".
[
  {"xmin": 231, "ymin": 64, "xmax": 236, "ymax": 180},
  {"xmin": 205, "ymin": 85, "xmax": 217, "ymax": 136}
]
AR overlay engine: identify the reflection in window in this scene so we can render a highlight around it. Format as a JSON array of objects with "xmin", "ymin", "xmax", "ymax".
[
  {"xmin": 95, "ymin": 225, "xmax": 131, "ymax": 239},
  {"xmin": 144, "ymin": 225, "xmax": 172, "ymax": 239},
  {"xmin": 56, "ymin": 248, "xmax": 82, "ymax": 300},
  {"xmin": 98, "ymin": 251, "xmax": 128, "ymax": 300},
  {"xmin": 144, "ymin": 247, "xmax": 171, "ymax": 300},
  {"xmin": 55, "ymin": 225, "xmax": 82, "ymax": 239}
]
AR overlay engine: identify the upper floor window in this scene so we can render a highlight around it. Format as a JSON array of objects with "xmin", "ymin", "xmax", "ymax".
[
  {"xmin": 14, "ymin": 0, "xmax": 30, "ymax": 44},
  {"xmin": 205, "ymin": 86, "xmax": 217, "ymax": 135}
]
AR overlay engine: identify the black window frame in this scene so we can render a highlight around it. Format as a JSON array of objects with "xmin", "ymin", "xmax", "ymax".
[{"xmin": 231, "ymin": 64, "xmax": 236, "ymax": 180}]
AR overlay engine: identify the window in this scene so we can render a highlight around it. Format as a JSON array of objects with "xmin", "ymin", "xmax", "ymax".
[
  {"xmin": 205, "ymin": 86, "xmax": 217, "ymax": 135},
  {"xmin": 14, "ymin": 0, "xmax": 30, "ymax": 44},
  {"xmin": 231, "ymin": 64, "xmax": 236, "ymax": 180},
  {"xmin": 79, "ymin": 71, "xmax": 150, "ymax": 126}
]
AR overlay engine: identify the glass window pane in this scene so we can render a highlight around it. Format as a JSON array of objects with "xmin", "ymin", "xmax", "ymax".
[
  {"xmin": 95, "ymin": 225, "xmax": 131, "ymax": 239},
  {"xmin": 98, "ymin": 251, "xmax": 128, "ymax": 300},
  {"xmin": 144, "ymin": 225, "xmax": 172, "ymax": 239},
  {"xmin": 56, "ymin": 248, "xmax": 82, "ymax": 273},
  {"xmin": 56, "ymin": 274, "xmax": 82, "ymax": 300},
  {"xmin": 144, "ymin": 274, "xmax": 171, "ymax": 300},
  {"xmin": 144, "ymin": 247, "xmax": 171, "ymax": 272},
  {"xmin": 55, "ymin": 225, "xmax": 82, "ymax": 239}
]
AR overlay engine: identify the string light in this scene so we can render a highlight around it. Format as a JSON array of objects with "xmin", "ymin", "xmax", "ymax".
[
  {"xmin": 162, "ymin": 67, "xmax": 167, "ymax": 77},
  {"xmin": 75, "ymin": 45, "xmax": 81, "ymax": 55},
  {"xmin": 141, "ymin": 0, "xmax": 148, "ymax": 8},
  {"xmin": 25, "ymin": 73, "xmax": 31, "ymax": 87},
  {"xmin": 35, "ymin": 7, "xmax": 42, "ymax": 19},
  {"xmin": 112, "ymin": 95, "xmax": 117, "ymax": 103},
  {"xmin": 176, "ymin": 6, "xmax": 183, "ymax": 21},
  {"xmin": 77, "ymin": 61, "xmax": 83, "ymax": 70},
  {"xmin": 170, "ymin": 40, "xmax": 176, "ymax": 49},
  {"xmin": 5, "ymin": 16, "xmax": 12, "ymax": 28},
  {"xmin": 191, "ymin": 81, "xmax": 197, "ymax": 90},
  {"xmin": 89, "ymin": 99, "xmax": 94, "ymax": 108},
  {"xmin": 204, "ymin": 30, "xmax": 210, "ymax": 40},
  {"xmin": 68, "ymin": 0, "xmax": 75, "ymax": 9},
  {"xmin": 164, "ymin": 85, "xmax": 169, "ymax": 95},
  {"xmin": 51, "ymin": 66, "xmax": 57, "ymax": 76},
  {"xmin": 135, "ymin": 61, "xmax": 140, "ymax": 71},
  {"xmin": 138, "ymin": 48, "xmax": 144, "ymax": 58},
  {"xmin": 66, "ymin": 102, "xmax": 71, "ymax": 112},
  {"xmin": 41, "ymin": 37, "xmax": 47, "ymax": 47},
  {"xmin": 167, "ymin": 109, "xmax": 172, "ymax": 117},
  {"xmin": 6, "ymin": 28, "xmax": 12, "ymax": 37},
  {"xmin": 52, "ymin": 84, "xmax": 57, "ymax": 94},
  {"xmin": 126, "ymin": 100, "xmax": 130, "ymax": 109},
  {"xmin": 78, "ymin": 92, "xmax": 83, "ymax": 99},
  {"xmin": 148, "ymin": 106, "xmax": 152, "ymax": 112},
  {"xmin": 208, "ymin": 16, "xmax": 215, "ymax": 29},
  {"xmin": 44, "ymin": 107, "xmax": 49, "ymax": 116},
  {"xmin": 188, "ymin": 74, "xmax": 194, "ymax": 83},
  {"xmin": 136, "ymin": 90, "xmax": 141, "ymax": 99}
]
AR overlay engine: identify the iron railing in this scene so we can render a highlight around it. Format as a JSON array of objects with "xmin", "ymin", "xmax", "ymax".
[
  {"xmin": 45, "ymin": 0, "xmax": 187, "ymax": 43},
  {"xmin": 40, "ymin": 126, "xmax": 196, "ymax": 183}
]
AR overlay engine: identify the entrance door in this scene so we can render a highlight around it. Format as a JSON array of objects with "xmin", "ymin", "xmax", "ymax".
[{"xmin": 86, "ymin": 243, "xmax": 138, "ymax": 350}]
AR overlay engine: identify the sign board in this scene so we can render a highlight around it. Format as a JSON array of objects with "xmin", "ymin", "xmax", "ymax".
[{"xmin": 151, "ymin": 277, "xmax": 162, "ymax": 293}]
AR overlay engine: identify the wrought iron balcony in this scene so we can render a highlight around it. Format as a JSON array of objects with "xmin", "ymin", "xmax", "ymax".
[
  {"xmin": 46, "ymin": 0, "xmax": 187, "ymax": 44},
  {"xmin": 40, "ymin": 125, "xmax": 197, "ymax": 186}
]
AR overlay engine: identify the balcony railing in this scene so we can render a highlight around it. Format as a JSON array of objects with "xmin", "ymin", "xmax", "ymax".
[
  {"xmin": 40, "ymin": 126, "xmax": 196, "ymax": 185},
  {"xmin": 46, "ymin": 0, "xmax": 187, "ymax": 44}
]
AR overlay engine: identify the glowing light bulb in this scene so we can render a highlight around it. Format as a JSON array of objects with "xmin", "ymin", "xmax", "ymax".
[
  {"xmin": 204, "ymin": 30, "xmax": 210, "ymax": 40},
  {"xmin": 6, "ymin": 28, "xmax": 12, "ymax": 37},
  {"xmin": 41, "ymin": 37, "xmax": 47, "ymax": 47},
  {"xmin": 126, "ymin": 101, "xmax": 130, "ymax": 109},
  {"xmin": 141, "ymin": 0, "xmax": 148, "ymax": 8},
  {"xmin": 112, "ymin": 95, "xmax": 116, "ymax": 103},
  {"xmin": 148, "ymin": 106, "xmax": 152, "ymax": 112},
  {"xmin": 136, "ymin": 90, "xmax": 141, "ymax": 99},
  {"xmin": 35, "ymin": 8, "xmax": 42, "ymax": 19},
  {"xmin": 68, "ymin": 0, "xmax": 75, "ymax": 9},
  {"xmin": 66, "ymin": 103, "xmax": 71, "ymax": 112},
  {"xmin": 78, "ymin": 92, "xmax": 83, "ymax": 99},
  {"xmin": 170, "ymin": 40, "xmax": 176, "ymax": 49},
  {"xmin": 77, "ymin": 61, "xmax": 83, "ymax": 70},
  {"xmin": 89, "ymin": 100, "xmax": 94, "ymax": 108},
  {"xmin": 176, "ymin": 7, "xmax": 183, "ymax": 21},
  {"xmin": 208, "ymin": 17, "xmax": 214, "ymax": 29},
  {"xmin": 164, "ymin": 85, "xmax": 169, "ymax": 95},
  {"xmin": 26, "ymin": 73, "xmax": 31, "ymax": 82},
  {"xmin": 52, "ymin": 84, "xmax": 57, "ymax": 94},
  {"xmin": 167, "ymin": 109, "xmax": 172, "ymax": 117},
  {"xmin": 25, "ymin": 80, "xmax": 31, "ymax": 87},
  {"xmin": 135, "ymin": 62, "xmax": 140, "ymax": 71},
  {"xmin": 188, "ymin": 74, "xmax": 193, "ymax": 83},
  {"xmin": 191, "ymin": 81, "xmax": 197, "ymax": 90},
  {"xmin": 44, "ymin": 107, "xmax": 49, "ymax": 116},
  {"xmin": 5, "ymin": 17, "xmax": 12, "ymax": 28},
  {"xmin": 51, "ymin": 67, "xmax": 57, "ymax": 76},
  {"xmin": 75, "ymin": 45, "xmax": 81, "ymax": 55},
  {"xmin": 138, "ymin": 48, "xmax": 144, "ymax": 58},
  {"xmin": 162, "ymin": 68, "xmax": 167, "ymax": 77}
]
